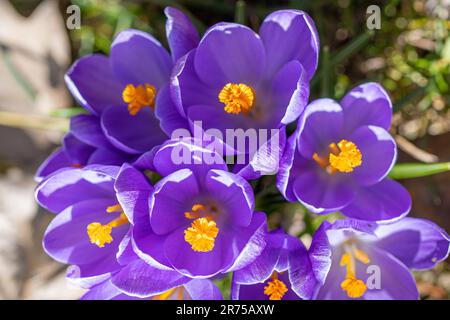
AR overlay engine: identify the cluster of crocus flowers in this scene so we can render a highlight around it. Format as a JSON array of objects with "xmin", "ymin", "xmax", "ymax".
[{"xmin": 35, "ymin": 6, "xmax": 449, "ymax": 300}]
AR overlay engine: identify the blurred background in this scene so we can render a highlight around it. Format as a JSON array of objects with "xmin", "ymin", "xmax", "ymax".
[{"xmin": 0, "ymin": 0, "xmax": 449, "ymax": 299}]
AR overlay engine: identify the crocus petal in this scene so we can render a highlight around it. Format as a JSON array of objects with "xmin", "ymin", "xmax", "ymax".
[
  {"xmin": 187, "ymin": 104, "xmax": 254, "ymax": 134},
  {"xmin": 341, "ymin": 82, "xmax": 393, "ymax": 133},
  {"xmin": 259, "ymin": 9, "xmax": 319, "ymax": 80},
  {"xmin": 164, "ymin": 224, "xmax": 235, "ymax": 278},
  {"xmin": 114, "ymin": 163, "xmax": 153, "ymax": 224},
  {"xmin": 287, "ymin": 236, "xmax": 318, "ymax": 300},
  {"xmin": 116, "ymin": 231, "xmax": 136, "ymax": 266},
  {"xmin": 236, "ymin": 128, "xmax": 286, "ymax": 180},
  {"xmin": 101, "ymin": 105, "xmax": 167, "ymax": 154},
  {"xmin": 110, "ymin": 29, "xmax": 172, "ymax": 88},
  {"xmin": 132, "ymin": 145, "xmax": 159, "ymax": 171},
  {"xmin": 155, "ymin": 84, "xmax": 190, "ymax": 136},
  {"xmin": 36, "ymin": 167, "xmax": 116, "ymax": 212},
  {"xmin": 66, "ymin": 254, "xmax": 120, "ymax": 289},
  {"xmin": 272, "ymin": 61, "xmax": 310, "ymax": 125},
  {"xmin": 296, "ymin": 98, "xmax": 344, "ymax": 158},
  {"xmin": 87, "ymin": 147, "xmax": 132, "ymax": 166},
  {"xmin": 276, "ymin": 126, "xmax": 300, "ymax": 201},
  {"xmin": 184, "ymin": 279, "xmax": 223, "ymax": 300},
  {"xmin": 204, "ymin": 169, "xmax": 254, "ymax": 227},
  {"xmin": 132, "ymin": 216, "xmax": 173, "ymax": 270},
  {"xmin": 225, "ymin": 211, "xmax": 268, "ymax": 272},
  {"xmin": 341, "ymin": 179, "xmax": 411, "ymax": 222},
  {"xmin": 194, "ymin": 23, "xmax": 266, "ymax": 87},
  {"xmin": 374, "ymin": 217, "xmax": 450, "ymax": 270},
  {"xmin": 43, "ymin": 198, "xmax": 127, "ymax": 265},
  {"xmin": 152, "ymin": 138, "xmax": 227, "ymax": 181},
  {"xmin": 150, "ymin": 169, "xmax": 199, "ymax": 235},
  {"xmin": 170, "ymin": 50, "xmax": 218, "ymax": 117},
  {"xmin": 35, "ymin": 148, "xmax": 71, "ymax": 182},
  {"xmin": 314, "ymin": 250, "xmax": 352, "ymax": 300},
  {"xmin": 350, "ymin": 125, "xmax": 396, "ymax": 186},
  {"xmin": 65, "ymin": 54, "xmax": 123, "ymax": 115},
  {"xmin": 293, "ymin": 168, "xmax": 355, "ymax": 214},
  {"xmin": 81, "ymin": 279, "xmax": 126, "ymax": 300},
  {"xmin": 232, "ymin": 231, "xmax": 285, "ymax": 284},
  {"xmin": 308, "ymin": 221, "xmax": 333, "ymax": 285},
  {"xmin": 361, "ymin": 246, "xmax": 419, "ymax": 300},
  {"xmin": 70, "ymin": 114, "xmax": 112, "ymax": 148},
  {"xmin": 164, "ymin": 7, "xmax": 199, "ymax": 61},
  {"xmin": 63, "ymin": 133, "xmax": 95, "ymax": 166},
  {"xmin": 111, "ymin": 258, "xmax": 189, "ymax": 298}
]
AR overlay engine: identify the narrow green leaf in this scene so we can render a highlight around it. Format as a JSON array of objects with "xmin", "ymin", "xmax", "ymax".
[
  {"xmin": 0, "ymin": 111, "xmax": 69, "ymax": 132},
  {"xmin": 234, "ymin": 1, "xmax": 246, "ymax": 25},
  {"xmin": 321, "ymin": 46, "xmax": 331, "ymax": 97},
  {"xmin": 50, "ymin": 107, "xmax": 88, "ymax": 118},
  {"xmin": 389, "ymin": 162, "xmax": 450, "ymax": 179},
  {"xmin": 330, "ymin": 30, "xmax": 374, "ymax": 66},
  {"xmin": 311, "ymin": 31, "xmax": 374, "ymax": 89}
]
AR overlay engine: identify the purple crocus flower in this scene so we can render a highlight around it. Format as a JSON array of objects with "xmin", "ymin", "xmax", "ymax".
[
  {"xmin": 35, "ymin": 133, "xmax": 133, "ymax": 182},
  {"xmin": 109, "ymin": 139, "xmax": 268, "ymax": 297},
  {"xmin": 309, "ymin": 218, "xmax": 450, "ymax": 300},
  {"xmin": 163, "ymin": 10, "xmax": 319, "ymax": 178},
  {"xmin": 36, "ymin": 165, "xmax": 130, "ymax": 288},
  {"xmin": 78, "ymin": 230, "xmax": 222, "ymax": 300},
  {"xmin": 82, "ymin": 277, "xmax": 222, "ymax": 300},
  {"xmin": 231, "ymin": 230, "xmax": 318, "ymax": 300},
  {"xmin": 277, "ymin": 83, "xmax": 412, "ymax": 221},
  {"xmin": 36, "ymin": 7, "xmax": 200, "ymax": 180},
  {"xmin": 37, "ymin": 162, "xmax": 195, "ymax": 296}
]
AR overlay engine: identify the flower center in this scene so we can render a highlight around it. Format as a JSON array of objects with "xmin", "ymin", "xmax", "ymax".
[
  {"xmin": 153, "ymin": 287, "xmax": 185, "ymax": 300},
  {"xmin": 264, "ymin": 272, "xmax": 288, "ymax": 300},
  {"xmin": 86, "ymin": 204, "xmax": 129, "ymax": 248},
  {"xmin": 122, "ymin": 83, "xmax": 157, "ymax": 115},
  {"xmin": 218, "ymin": 83, "xmax": 255, "ymax": 114},
  {"xmin": 340, "ymin": 246, "xmax": 370, "ymax": 298},
  {"xmin": 313, "ymin": 139, "xmax": 362, "ymax": 174},
  {"xmin": 183, "ymin": 203, "xmax": 219, "ymax": 252}
]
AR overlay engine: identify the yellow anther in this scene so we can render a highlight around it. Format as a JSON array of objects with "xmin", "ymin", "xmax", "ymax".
[
  {"xmin": 153, "ymin": 287, "xmax": 185, "ymax": 300},
  {"xmin": 219, "ymin": 83, "xmax": 255, "ymax": 114},
  {"xmin": 184, "ymin": 203, "xmax": 208, "ymax": 219},
  {"xmin": 353, "ymin": 248, "xmax": 370, "ymax": 264},
  {"xmin": 264, "ymin": 273, "xmax": 288, "ymax": 300},
  {"xmin": 329, "ymin": 140, "xmax": 362, "ymax": 173},
  {"xmin": 122, "ymin": 83, "xmax": 157, "ymax": 116},
  {"xmin": 87, "ymin": 204, "xmax": 128, "ymax": 248},
  {"xmin": 106, "ymin": 204, "xmax": 123, "ymax": 213},
  {"xmin": 87, "ymin": 223, "xmax": 113, "ymax": 248},
  {"xmin": 184, "ymin": 217, "xmax": 219, "ymax": 252},
  {"xmin": 341, "ymin": 276, "xmax": 367, "ymax": 298},
  {"xmin": 312, "ymin": 153, "xmax": 329, "ymax": 169},
  {"xmin": 340, "ymin": 252, "xmax": 352, "ymax": 268}
]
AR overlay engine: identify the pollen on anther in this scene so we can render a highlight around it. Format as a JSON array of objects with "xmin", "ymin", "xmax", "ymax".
[
  {"xmin": 264, "ymin": 273, "xmax": 288, "ymax": 300},
  {"xmin": 122, "ymin": 83, "xmax": 157, "ymax": 116},
  {"xmin": 184, "ymin": 217, "xmax": 219, "ymax": 252},
  {"xmin": 218, "ymin": 83, "xmax": 255, "ymax": 115}
]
